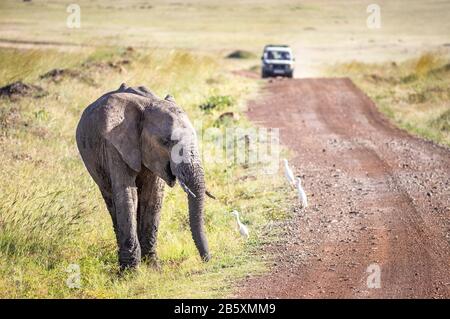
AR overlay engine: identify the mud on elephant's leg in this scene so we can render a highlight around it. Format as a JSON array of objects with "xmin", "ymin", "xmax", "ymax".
[{"xmin": 136, "ymin": 169, "xmax": 165, "ymax": 268}]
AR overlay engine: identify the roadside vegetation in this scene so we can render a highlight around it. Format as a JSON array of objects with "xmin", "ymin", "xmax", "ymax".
[
  {"xmin": 328, "ymin": 52, "xmax": 450, "ymax": 147},
  {"xmin": 0, "ymin": 46, "xmax": 289, "ymax": 298}
]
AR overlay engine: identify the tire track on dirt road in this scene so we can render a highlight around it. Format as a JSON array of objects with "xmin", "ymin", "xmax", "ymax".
[{"xmin": 235, "ymin": 78, "xmax": 450, "ymax": 298}]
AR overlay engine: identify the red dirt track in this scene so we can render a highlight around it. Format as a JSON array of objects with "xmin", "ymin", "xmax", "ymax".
[{"xmin": 236, "ymin": 78, "xmax": 450, "ymax": 298}]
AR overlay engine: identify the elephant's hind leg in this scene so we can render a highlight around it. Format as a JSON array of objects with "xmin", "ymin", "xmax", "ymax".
[
  {"xmin": 136, "ymin": 169, "xmax": 165, "ymax": 264},
  {"xmin": 100, "ymin": 189, "xmax": 120, "ymax": 244}
]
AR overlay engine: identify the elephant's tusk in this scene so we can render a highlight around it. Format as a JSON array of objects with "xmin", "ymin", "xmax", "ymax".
[
  {"xmin": 179, "ymin": 181, "xmax": 216, "ymax": 200},
  {"xmin": 179, "ymin": 181, "xmax": 197, "ymax": 198},
  {"xmin": 205, "ymin": 190, "xmax": 216, "ymax": 200}
]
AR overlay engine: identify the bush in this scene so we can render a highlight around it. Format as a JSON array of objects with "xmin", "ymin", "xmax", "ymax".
[
  {"xmin": 199, "ymin": 95, "xmax": 235, "ymax": 112},
  {"xmin": 431, "ymin": 109, "xmax": 450, "ymax": 132}
]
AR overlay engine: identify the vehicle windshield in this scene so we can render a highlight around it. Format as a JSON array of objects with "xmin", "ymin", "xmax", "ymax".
[{"xmin": 266, "ymin": 50, "xmax": 291, "ymax": 60}]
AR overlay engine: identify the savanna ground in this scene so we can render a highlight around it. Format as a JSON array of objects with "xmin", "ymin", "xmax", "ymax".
[{"xmin": 0, "ymin": 0, "xmax": 449, "ymax": 298}]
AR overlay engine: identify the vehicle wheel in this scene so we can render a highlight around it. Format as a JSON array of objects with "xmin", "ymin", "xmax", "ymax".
[
  {"xmin": 262, "ymin": 71, "xmax": 268, "ymax": 79},
  {"xmin": 287, "ymin": 71, "xmax": 293, "ymax": 78}
]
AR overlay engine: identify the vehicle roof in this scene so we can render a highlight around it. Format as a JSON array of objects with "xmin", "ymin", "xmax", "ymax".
[
  {"xmin": 264, "ymin": 44, "xmax": 290, "ymax": 48},
  {"xmin": 264, "ymin": 45, "xmax": 292, "ymax": 52}
]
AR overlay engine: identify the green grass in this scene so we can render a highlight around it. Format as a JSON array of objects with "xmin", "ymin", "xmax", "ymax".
[
  {"xmin": 0, "ymin": 47, "xmax": 290, "ymax": 298},
  {"xmin": 327, "ymin": 52, "xmax": 450, "ymax": 147}
]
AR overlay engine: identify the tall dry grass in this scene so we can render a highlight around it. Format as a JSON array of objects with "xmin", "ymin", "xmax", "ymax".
[{"xmin": 327, "ymin": 52, "xmax": 450, "ymax": 147}]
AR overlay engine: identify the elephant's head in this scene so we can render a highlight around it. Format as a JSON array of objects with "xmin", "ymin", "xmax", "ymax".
[{"xmin": 105, "ymin": 92, "xmax": 210, "ymax": 261}]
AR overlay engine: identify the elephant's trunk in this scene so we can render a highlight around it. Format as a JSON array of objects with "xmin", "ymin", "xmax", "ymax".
[{"xmin": 175, "ymin": 160, "xmax": 210, "ymax": 262}]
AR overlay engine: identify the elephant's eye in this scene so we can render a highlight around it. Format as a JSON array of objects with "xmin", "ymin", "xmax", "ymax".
[{"xmin": 159, "ymin": 138, "xmax": 171, "ymax": 147}]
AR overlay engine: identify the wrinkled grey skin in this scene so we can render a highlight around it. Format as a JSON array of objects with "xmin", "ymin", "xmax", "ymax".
[{"xmin": 76, "ymin": 83, "xmax": 210, "ymax": 270}]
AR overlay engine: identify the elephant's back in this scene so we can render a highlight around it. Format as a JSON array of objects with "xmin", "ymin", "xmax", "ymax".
[
  {"xmin": 76, "ymin": 92, "xmax": 144, "ymax": 148},
  {"xmin": 76, "ymin": 89, "xmax": 154, "ymax": 149},
  {"xmin": 75, "ymin": 93, "xmax": 110, "ymax": 155}
]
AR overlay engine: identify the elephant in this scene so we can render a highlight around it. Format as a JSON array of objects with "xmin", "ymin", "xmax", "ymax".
[{"xmin": 76, "ymin": 83, "xmax": 210, "ymax": 270}]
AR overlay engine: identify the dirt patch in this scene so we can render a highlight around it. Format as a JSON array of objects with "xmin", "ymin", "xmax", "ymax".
[
  {"xmin": 235, "ymin": 78, "xmax": 450, "ymax": 298},
  {"xmin": 40, "ymin": 68, "xmax": 81, "ymax": 82},
  {"xmin": 82, "ymin": 59, "xmax": 131, "ymax": 73},
  {"xmin": 0, "ymin": 81, "xmax": 46, "ymax": 99},
  {"xmin": 39, "ymin": 68, "xmax": 96, "ymax": 85},
  {"xmin": 122, "ymin": 46, "xmax": 136, "ymax": 57},
  {"xmin": 226, "ymin": 50, "xmax": 256, "ymax": 59}
]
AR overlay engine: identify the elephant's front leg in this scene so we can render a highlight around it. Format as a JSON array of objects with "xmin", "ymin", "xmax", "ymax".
[
  {"xmin": 108, "ymin": 148, "xmax": 141, "ymax": 270},
  {"xmin": 113, "ymin": 186, "xmax": 141, "ymax": 270},
  {"xmin": 136, "ymin": 170, "xmax": 165, "ymax": 265}
]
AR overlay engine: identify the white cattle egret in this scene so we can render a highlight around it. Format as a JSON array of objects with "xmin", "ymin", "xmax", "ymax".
[
  {"xmin": 296, "ymin": 177, "xmax": 308, "ymax": 208},
  {"xmin": 231, "ymin": 210, "xmax": 249, "ymax": 238},
  {"xmin": 283, "ymin": 159, "xmax": 295, "ymax": 188}
]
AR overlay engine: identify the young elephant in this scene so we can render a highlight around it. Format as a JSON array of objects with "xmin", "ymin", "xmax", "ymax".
[{"xmin": 76, "ymin": 83, "xmax": 210, "ymax": 270}]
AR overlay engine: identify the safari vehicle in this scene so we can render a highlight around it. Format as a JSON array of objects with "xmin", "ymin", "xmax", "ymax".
[{"xmin": 261, "ymin": 45, "xmax": 295, "ymax": 78}]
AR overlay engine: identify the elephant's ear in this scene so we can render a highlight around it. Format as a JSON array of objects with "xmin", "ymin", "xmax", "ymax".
[{"xmin": 104, "ymin": 102, "xmax": 142, "ymax": 173}]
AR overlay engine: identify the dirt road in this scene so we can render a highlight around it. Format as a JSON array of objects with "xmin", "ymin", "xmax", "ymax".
[{"xmin": 236, "ymin": 78, "xmax": 450, "ymax": 298}]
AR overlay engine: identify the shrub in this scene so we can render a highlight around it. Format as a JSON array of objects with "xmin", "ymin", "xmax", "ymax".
[{"xmin": 199, "ymin": 95, "xmax": 235, "ymax": 112}]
